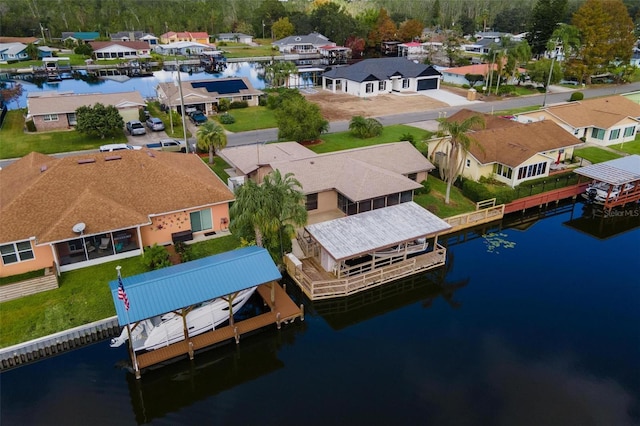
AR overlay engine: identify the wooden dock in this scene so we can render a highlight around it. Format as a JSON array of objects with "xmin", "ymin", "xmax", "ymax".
[
  {"xmin": 134, "ymin": 282, "xmax": 303, "ymax": 377},
  {"xmin": 504, "ymin": 183, "xmax": 588, "ymax": 214}
]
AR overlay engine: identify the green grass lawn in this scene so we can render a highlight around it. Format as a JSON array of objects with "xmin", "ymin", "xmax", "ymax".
[
  {"xmin": 220, "ymin": 41, "xmax": 281, "ymax": 59},
  {"xmin": 309, "ymin": 125, "xmax": 429, "ymax": 154},
  {"xmin": 414, "ymin": 177, "xmax": 477, "ymax": 217},
  {"xmin": 0, "ymin": 235, "xmax": 241, "ymax": 348},
  {"xmin": 216, "ymin": 106, "xmax": 278, "ymax": 132},
  {"xmin": 574, "ymin": 146, "xmax": 623, "ymax": 164},
  {"xmin": 608, "ymin": 139, "xmax": 640, "ymax": 155},
  {"xmin": 0, "ymin": 110, "xmax": 127, "ymax": 159}
]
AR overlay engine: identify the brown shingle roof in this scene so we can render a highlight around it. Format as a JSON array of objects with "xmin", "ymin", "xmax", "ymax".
[
  {"xmin": 447, "ymin": 109, "xmax": 520, "ymax": 130},
  {"xmin": 27, "ymin": 91, "xmax": 146, "ymax": 115},
  {"xmin": 0, "ymin": 151, "xmax": 234, "ymax": 244},
  {"xmin": 543, "ymin": 96, "xmax": 640, "ymax": 129}
]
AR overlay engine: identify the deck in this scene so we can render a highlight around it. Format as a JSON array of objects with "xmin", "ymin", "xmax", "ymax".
[
  {"xmin": 134, "ymin": 282, "xmax": 303, "ymax": 377},
  {"xmin": 285, "ymin": 245, "xmax": 447, "ymax": 301},
  {"xmin": 504, "ymin": 183, "xmax": 588, "ymax": 214}
]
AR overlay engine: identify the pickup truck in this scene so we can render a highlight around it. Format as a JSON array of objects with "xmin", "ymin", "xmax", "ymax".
[
  {"xmin": 145, "ymin": 138, "xmax": 187, "ymax": 153},
  {"xmin": 188, "ymin": 111, "xmax": 208, "ymax": 126}
]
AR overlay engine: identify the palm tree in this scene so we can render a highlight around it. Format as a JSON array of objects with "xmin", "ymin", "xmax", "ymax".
[
  {"xmin": 196, "ymin": 121, "xmax": 227, "ymax": 164},
  {"xmin": 229, "ymin": 170, "xmax": 307, "ymax": 263},
  {"xmin": 349, "ymin": 115, "xmax": 368, "ymax": 137},
  {"xmin": 430, "ymin": 115, "xmax": 485, "ymax": 204}
]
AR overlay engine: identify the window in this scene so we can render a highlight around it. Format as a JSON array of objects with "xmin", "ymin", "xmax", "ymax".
[
  {"xmin": 518, "ymin": 161, "xmax": 547, "ymax": 180},
  {"xmin": 189, "ymin": 209, "xmax": 213, "ymax": 232},
  {"xmin": 373, "ymin": 197, "xmax": 386, "ymax": 209},
  {"xmin": 400, "ymin": 190, "xmax": 413, "ymax": 203},
  {"xmin": 305, "ymin": 193, "xmax": 318, "ymax": 211},
  {"xmin": 408, "ymin": 173, "xmax": 417, "ymax": 181},
  {"xmin": 365, "ymin": 83, "xmax": 374, "ymax": 93},
  {"xmin": 609, "ymin": 129, "xmax": 620, "ymax": 140},
  {"xmin": 242, "ymin": 95, "xmax": 252, "ymax": 101},
  {"xmin": 358, "ymin": 199, "xmax": 372, "ymax": 213},
  {"xmin": 1, "ymin": 241, "xmax": 34, "ymax": 265},
  {"xmin": 624, "ymin": 126, "xmax": 635, "ymax": 137},
  {"xmin": 495, "ymin": 164, "xmax": 512, "ymax": 179},
  {"xmin": 591, "ymin": 128, "xmax": 605, "ymax": 140},
  {"xmin": 43, "ymin": 114, "xmax": 58, "ymax": 122},
  {"xmin": 402, "ymin": 79, "xmax": 410, "ymax": 89},
  {"xmin": 466, "ymin": 159, "xmax": 471, "ymax": 167},
  {"xmin": 378, "ymin": 81, "xmax": 386, "ymax": 91}
]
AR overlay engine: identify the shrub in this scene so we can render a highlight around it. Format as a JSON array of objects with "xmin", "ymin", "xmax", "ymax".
[
  {"xmin": 415, "ymin": 179, "xmax": 431, "ymax": 195},
  {"xmin": 461, "ymin": 84, "xmax": 470, "ymax": 89},
  {"xmin": 258, "ymin": 96, "xmax": 268, "ymax": 106},
  {"xmin": 218, "ymin": 98, "xmax": 230, "ymax": 112},
  {"xmin": 461, "ymin": 179, "xmax": 493, "ymax": 202},
  {"xmin": 400, "ymin": 132, "xmax": 416, "ymax": 145},
  {"xmin": 143, "ymin": 244, "xmax": 171, "ymax": 270},
  {"xmin": 25, "ymin": 120, "xmax": 36, "ymax": 132},
  {"xmin": 219, "ymin": 113, "xmax": 235, "ymax": 124},
  {"xmin": 569, "ymin": 92, "xmax": 584, "ymax": 102},
  {"xmin": 174, "ymin": 241, "xmax": 193, "ymax": 263},
  {"xmin": 229, "ymin": 101, "xmax": 248, "ymax": 109},
  {"xmin": 497, "ymin": 85, "xmax": 516, "ymax": 95}
]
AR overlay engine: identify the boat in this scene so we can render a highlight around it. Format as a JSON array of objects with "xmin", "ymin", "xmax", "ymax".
[
  {"xmin": 583, "ymin": 181, "xmax": 635, "ymax": 204},
  {"xmin": 372, "ymin": 238, "xmax": 429, "ymax": 258},
  {"xmin": 110, "ymin": 286, "xmax": 257, "ymax": 352}
]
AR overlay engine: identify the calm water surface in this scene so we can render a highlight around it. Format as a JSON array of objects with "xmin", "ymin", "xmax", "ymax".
[{"xmin": 1, "ymin": 201, "xmax": 639, "ymax": 426}]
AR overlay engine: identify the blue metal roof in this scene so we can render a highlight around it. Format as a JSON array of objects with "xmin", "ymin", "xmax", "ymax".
[{"xmin": 109, "ymin": 246, "xmax": 281, "ymax": 325}]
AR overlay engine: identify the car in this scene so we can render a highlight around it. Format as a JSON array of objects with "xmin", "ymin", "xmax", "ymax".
[
  {"xmin": 145, "ymin": 117, "xmax": 165, "ymax": 131},
  {"xmin": 99, "ymin": 144, "xmax": 143, "ymax": 152},
  {"xmin": 126, "ymin": 120, "xmax": 146, "ymax": 136},
  {"xmin": 188, "ymin": 110, "xmax": 208, "ymax": 126}
]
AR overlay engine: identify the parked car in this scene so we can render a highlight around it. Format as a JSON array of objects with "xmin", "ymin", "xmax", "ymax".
[
  {"xmin": 145, "ymin": 117, "xmax": 165, "ymax": 131},
  {"xmin": 189, "ymin": 111, "xmax": 208, "ymax": 126},
  {"xmin": 145, "ymin": 139, "xmax": 187, "ymax": 153},
  {"xmin": 99, "ymin": 144, "xmax": 142, "ymax": 152},
  {"xmin": 126, "ymin": 120, "xmax": 146, "ymax": 136}
]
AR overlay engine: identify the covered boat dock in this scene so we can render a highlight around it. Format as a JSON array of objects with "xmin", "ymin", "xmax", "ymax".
[
  {"xmin": 109, "ymin": 246, "xmax": 303, "ymax": 378},
  {"xmin": 575, "ymin": 155, "xmax": 640, "ymax": 212},
  {"xmin": 285, "ymin": 202, "xmax": 452, "ymax": 300}
]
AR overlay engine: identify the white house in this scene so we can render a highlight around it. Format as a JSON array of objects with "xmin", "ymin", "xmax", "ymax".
[{"xmin": 272, "ymin": 32, "xmax": 334, "ymax": 54}]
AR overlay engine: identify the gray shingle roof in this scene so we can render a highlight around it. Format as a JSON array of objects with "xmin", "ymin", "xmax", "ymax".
[{"xmin": 322, "ymin": 57, "xmax": 441, "ymax": 83}]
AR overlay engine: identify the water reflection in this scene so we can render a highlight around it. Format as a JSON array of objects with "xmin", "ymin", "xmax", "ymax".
[{"xmin": 564, "ymin": 202, "xmax": 640, "ymax": 239}]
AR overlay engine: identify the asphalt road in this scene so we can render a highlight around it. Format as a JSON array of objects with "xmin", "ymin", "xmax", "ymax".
[{"xmin": 2, "ymin": 82, "xmax": 639, "ymax": 168}]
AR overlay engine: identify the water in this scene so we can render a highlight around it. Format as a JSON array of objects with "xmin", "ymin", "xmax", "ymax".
[
  {"xmin": 6, "ymin": 62, "xmax": 267, "ymax": 110},
  {"xmin": 1, "ymin": 201, "xmax": 639, "ymax": 426}
]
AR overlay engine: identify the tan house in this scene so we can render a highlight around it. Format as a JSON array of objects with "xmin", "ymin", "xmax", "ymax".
[
  {"xmin": 160, "ymin": 31, "xmax": 210, "ymax": 45},
  {"xmin": 0, "ymin": 151, "xmax": 234, "ymax": 278},
  {"xmin": 516, "ymin": 95, "xmax": 640, "ymax": 146},
  {"xmin": 428, "ymin": 110, "xmax": 584, "ymax": 188},
  {"xmin": 89, "ymin": 41, "xmax": 152, "ymax": 59},
  {"xmin": 219, "ymin": 141, "xmax": 434, "ymax": 221},
  {"xmin": 27, "ymin": 91, "xmax": 146, "ymax": 131},
  {"xmin": 156, "ymin": 77, "xmax": 263, "ymax": 115}
]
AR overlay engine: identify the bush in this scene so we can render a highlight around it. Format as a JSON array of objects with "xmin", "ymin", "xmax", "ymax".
[
  {"xmin": 218, "ymin": 98, "xmax": 230, "ymax": 112},
  {"xmin": 497, "ymin": 85, "xmax": 516, "ymax": 95},
  {"xmin": 25, "ymin": 120, "xmax": 36, "ymax": 132},
  {"xmin": 461, "ymin": 179, "xmax": 493, "ymax": 202},
  {"xmin": 461, "ymin": 84, "xmax": 470, "ymax": 89},
  {"xmin": 415, "ymin": 179, "xmax": 431, "ymax": 195},
  {"xmin": 400, "ymin": 132, "xmax": 416, "ymax": 145},
  {"xmin": 219, "ymin": 113, "xmax": 235, "ymax": 124},
  {"xmin": 258, "ymin": 96, "xmax": 268, "ymax": 106},
  {"xmin": 143, "ymin": 244, "xmax": 171, "ymax": 270},
  {"xmin": 174, "ymin": 241, "xmax": 193, "ymax": 263},
  {"xmin": 229, "ymin": 101, "xmax": 248, "ymax": 109},
  {"xmin": 569, "ymin": 91, "xmax": 584, "ymax": 102}
]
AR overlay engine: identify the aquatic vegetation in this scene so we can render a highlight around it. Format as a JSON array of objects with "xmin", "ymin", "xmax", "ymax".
[{"xmin": 482, "ymin": 232, "xmax": 516, "ymax": 253}]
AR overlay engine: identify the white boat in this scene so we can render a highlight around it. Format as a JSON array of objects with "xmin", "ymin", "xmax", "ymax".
[
  {"xmin": 372, "ymin": 239, "xmax": 429, "ymax": 258},
  {"xmin": 110, "ymin": 286, "xmax": 257, "ymax": 352},
  {"xmin": 583, "ymin": 182, "xmax": 634, "ymax": 204}
]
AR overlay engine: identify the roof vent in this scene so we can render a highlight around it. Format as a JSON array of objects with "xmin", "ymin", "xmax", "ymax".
[
  {"xmin": 40, "ymin": 165, "xmax": 48, "ymax": 172},
  {"xmin": 105, "ymin": 155, "xmax": 122, "ymax": 161},
  {"xmin": 77, "ymin": 158, "xmax": 96, "ymax": 164},
  {"xmin": 147, "ymin": 151, "xmax": 155, "ymax": 158}
]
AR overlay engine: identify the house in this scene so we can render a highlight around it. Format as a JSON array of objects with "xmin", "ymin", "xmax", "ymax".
[
  {"xmin": 216, "ymin": 33, "xmax": 253, "ymax": 44},
  {"xmin": 89, "ymin": 41, "xmax": 152, "ymax": 59},
  {"xmin": 0, "ymin": 36, "xmax": 40, "ymax": 44},
  {"xmin": 26, "ymin": 91, "xmax": 146, "ymax": 131},
  {"xmin": 321, "ymin": 57, "xmax": 441, "ymax": 98},
  {"xmin": 439, "ymin": 63, "xmax": 524, "ymax": 86},
  {"xmin": 272, "ymin": 32, "xmax": 334, "ymax": 54},
  {"xmin": 428, "ymin": 110, "xmax": 583, "ymax": 188},
  {"xmin": 0, "ymin": 43, "xmax": 29, "ymax": 62},
  {"xmin": 61, "ymin": 32, "xmax": 100, "ymax": 44},
  {"xmin": 0, "ymin": 150, "xmax": 235, "ymax": 278},
  {"xmin": 218, "ymin": 141, "xmax": 434, "ymax": 221},
  {"xmin": 156, "ymin": 77, "xmax": 263, "ymax": 115},
  {"xmin": 110, "ymin": 31, "xmax": 158, "ymax": 46},
  {"xmin": 160, "ymin": 31, "xmax": 210, "ymax": 45},
  {"xmin": 398, "ymin": 41, "xmax": 425, "ymax": 59},
  {"xmin": 154, "ymin": 41, "xmax": 212, "ymax": 56},
  {"xmin": 516, "ymin": 96, "xmax": 640, "ymax": 147}
]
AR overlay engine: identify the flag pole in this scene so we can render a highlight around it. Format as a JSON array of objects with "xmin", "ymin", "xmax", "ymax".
[{"xmin": 117, "ymin": 266, "xmax": 139, "ymax": 378}]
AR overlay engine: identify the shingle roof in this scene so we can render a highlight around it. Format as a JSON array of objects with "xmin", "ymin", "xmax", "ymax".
[
  {"xmin": 446, "ymin": 109, "xmax": 582, "ymax": 167},
  {"xmin": 218, "ymin": 142, "xmax": 316, "ymax": 175},
  {"xmin": 157, "ymin": 77, "xmax": 262, "ymax": 106},
  {"xmin": 27, "ymin": 91, "xmax": 146, "ymax": 115},
  {"xmin": 272, "ymin": 32, "xmax": 331, "ymax": 47},
  {"xmin": 322, "ymin": 57, "xmax": 441, "ymax": 83},
  {"xmin": 89, "ymin": 41, "xmax": 150, "ymax": 51},
  {"xmin": 0, "ymin": 151, "xmax": 234, "ymax": 244},
  {"xmin": 542, "ymin": 96, "xmax": 640, "ymax": 129}
]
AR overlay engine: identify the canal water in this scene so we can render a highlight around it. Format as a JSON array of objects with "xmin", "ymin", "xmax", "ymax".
[
  {"xmin": 1, "ymin": 200, "xmax": 639, "ymax": 426},
  {"xmin": 6, "ymin": 62, "xmax": 268, "ymax": 110}
]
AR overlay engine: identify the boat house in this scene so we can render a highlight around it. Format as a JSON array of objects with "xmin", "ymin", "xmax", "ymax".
[
  {"xmin": 574, "ymin": 155, "xmax": 640, "ymax": 212},
  {"xmin": 109, "ymin": 246, "xmax": 303, "ymax": 378},
  {"xmin": 285, "ymin": 201, "xmax": 452, "ymax": 300}
]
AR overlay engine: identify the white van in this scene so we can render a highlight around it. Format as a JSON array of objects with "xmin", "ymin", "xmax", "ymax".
[{"xmin": 99, "ymin": 144, "xmax": 142, "ymax": 152}]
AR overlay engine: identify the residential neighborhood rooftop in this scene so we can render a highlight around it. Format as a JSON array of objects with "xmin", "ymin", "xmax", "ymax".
[{"xmin": 539, "ymin": 95, "xmax": 640, "ymax": 129}]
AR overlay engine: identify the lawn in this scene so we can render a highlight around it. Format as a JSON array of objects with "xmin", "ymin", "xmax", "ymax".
[
  {"xmin": 0, "ymin": 235, "xmax": 241, "ymax": 348},
  {"xmin": 414, "ymin": 176, "xmax": 477, "ymax": 217},
  {"xmin": 574, "ymin": 146, "xmax": 623, "ymax": 164},
  {"xmin": 309, "ymin": 125, "xmax": 430, "ymax": 153},
  {"xmin": 0, "ymin": 110, "xmax": 127, "ymax": 159},
  {"xmin": 608, "ymin": 139, "xmax": 640, "ymax": 155},
  {"xmin": 220, "ymin": 41, "xmax": 281, "ymax": 59},
  {"xmin": 216, "ymin": 106, "xmax": 278, "ymax": 132}
]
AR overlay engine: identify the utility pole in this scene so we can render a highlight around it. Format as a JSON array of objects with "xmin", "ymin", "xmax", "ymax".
[{"xmin": 175, "ymin": 56, "xmax": 189, "ymax": 153}]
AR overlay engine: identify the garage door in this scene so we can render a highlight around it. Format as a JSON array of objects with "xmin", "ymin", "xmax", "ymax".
[{"xmin": 417, "ymin": 78, "xmax": 438, "ymax": 91}]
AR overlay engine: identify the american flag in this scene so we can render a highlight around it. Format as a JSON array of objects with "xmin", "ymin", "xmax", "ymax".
[{"xmin": 117, "ymin": 276, "xmax": 130, "ymax": 311}]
